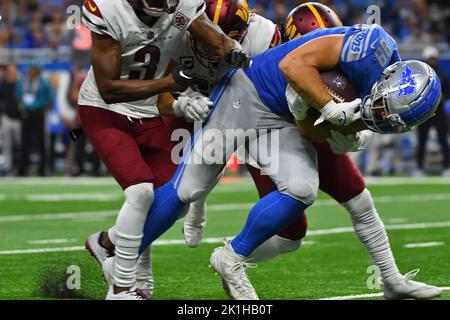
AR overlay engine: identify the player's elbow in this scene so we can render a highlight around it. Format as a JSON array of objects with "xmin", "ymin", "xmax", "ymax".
[{"xmin": 98, "ymin": 83, "xmax": 119, "ymax": 104}]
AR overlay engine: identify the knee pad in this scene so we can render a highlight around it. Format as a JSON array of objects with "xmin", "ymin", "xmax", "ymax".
[
  {"xmin": 285, "ymin": 179, "xmax": 318, "ymax": 205},
  {"xmin": 177, "ymin": 184, "xmax": 208, "ymax": 203},
  {"xmin": 124, "ymin": 183, "xmax": 154, "ymax": 212}
]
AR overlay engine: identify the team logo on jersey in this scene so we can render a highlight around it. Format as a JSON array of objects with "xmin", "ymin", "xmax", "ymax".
[
  {"xmin": 398, "ymin": 65, "xmax": 417, "ymax": 97},
  {"xmin": 172, "ymin": 12, "xmax": 190, "ymax": 30},
  {"xmin": 147, "ymin": 31, "xmax": 155, "ymax": 40},
  {"xmin": 232, "ymin": 99, "xmax": 242, "ymax": 109}
]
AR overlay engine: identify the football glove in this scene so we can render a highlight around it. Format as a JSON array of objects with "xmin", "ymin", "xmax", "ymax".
[
  {"xmin": 314, "ymin": 99, "xmax": 362, "ymax": 127},
  {"xmin": 224, "ymin": 49, "xmax": 252, "ymax": 68},
  {"xmin": 172, "ymin": 94, "xmax": 213, "ymax": 123},
  {"xmin": 327, "ymin": 130, "xmax": 372, "ymax": 154},
  {"xmin": 286, "ymin": 84, "xmax": 309, "ymax": 120}
]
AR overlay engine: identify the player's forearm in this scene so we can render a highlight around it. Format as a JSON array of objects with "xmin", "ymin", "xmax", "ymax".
[
  {"xmin": 281, "ymin": 63, "xmax": 333, "ymax": 110},
  {"xmin": 189, "ymin": 13, "xmax": 238, "ymax": 57},
  {"xmin": 97, "ymin": 76, "xmax": 178, "ymax": 104},
  {"xmin": 296, "ymin": 112, "xmax": 366, "ymax": 142},
  {"xmin": 157, "ymin": 92, "xmax": 176, "ymax": 116}
]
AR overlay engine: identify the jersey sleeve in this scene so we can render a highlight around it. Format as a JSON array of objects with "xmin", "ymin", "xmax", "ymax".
[
  {"xmin": 270, "ymin": 25, "xmax": 282, "ymax": 48},
  {"xmin": 340, "ymin": 24, "xmax": 399, "ymax": 69},
  {"xmin": 82, "ymin": 0, "xmax": 114, "ymax": 39}
]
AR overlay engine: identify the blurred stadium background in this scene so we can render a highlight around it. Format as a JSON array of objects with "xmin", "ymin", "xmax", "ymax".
[
  {"xmin": 0, "ymin": 1, "xmax": 450, "ymax": 300},
  {"xmin": 0, "ymin": 0, "xmax": 449, "ymax": 177}
]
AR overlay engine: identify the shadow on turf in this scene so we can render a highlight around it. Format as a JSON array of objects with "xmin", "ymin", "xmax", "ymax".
[{"xmin": 38, "ymin": 262, "xmax": 94, "ymax": 300}]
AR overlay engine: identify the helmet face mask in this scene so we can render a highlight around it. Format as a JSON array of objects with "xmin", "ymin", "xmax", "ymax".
[
  {"xmin": 361, "ymin": 60, "xmax": 442, "ymax": 134},
  {"xmin": 128, "ymin": 0, "xmax": 178, "ymax": 16}
]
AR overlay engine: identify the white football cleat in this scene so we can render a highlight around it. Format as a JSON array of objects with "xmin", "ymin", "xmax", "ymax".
[
  {"xmin": 209, "ymin": 241, "xmax": 259, "ymax": 300},
  {"xmin": 85, "ymin": 231, "xmax": 112, "ymax": 265},
  {"xmin": 102, "ymin": 257, "xmax": 148, "ymax": 300},
  {"xmin": 135, "ymin": 247, "xmax": 154, "ymax": 299},
  {"xmin": 105, "ymin": 286, "xmax": 147, "ymax": 300},
  {"xmin": 383, "ymin": 269, "xmax": 442, "ymax": 300},
  {"xmin": 183, "ymin": 203, "xmax": 207, "ymax": 248}
]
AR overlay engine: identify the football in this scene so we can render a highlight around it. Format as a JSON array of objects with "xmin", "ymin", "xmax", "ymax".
[{"xmin": 320, "ymin": 70, "xmax": 358, "ymax": 103}]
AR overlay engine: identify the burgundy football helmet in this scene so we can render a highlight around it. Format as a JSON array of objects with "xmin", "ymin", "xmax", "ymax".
[
  {"xmin": 127, "ymin": 0, "xmax": 179, "ymax": 16},
  {"xmin": 284, "ymin": 2, "xmax": 342, "ymax": 41},
  {"xmin": 192, "ymin": 0, "xmax": 250, "ymax": 68}
]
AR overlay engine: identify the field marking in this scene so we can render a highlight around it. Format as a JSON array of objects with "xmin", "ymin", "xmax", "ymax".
[
  {"xmin": 2, "ymin": 191, "xmax": 450, "ymax": 204},
  {"xmin": 404, "ymin": 242, "xmax": 445, "ymax": 249},
  {"xmin": 1, "ymin": 220, "xmax": 449, "ymax": 255},
  {"xmin": 27, "ymin": 239, "xmax": 78, "ymax": 245},
  {"xmin": 2, "ymin": 192, "xmax": 450, "ymax": 222},
  {"xmin": 320, "ymin": 287, "xmax": 450, "ymax": 300},
  {"xmin": 0, "ymin": 176, "xmax": 449, "ymax": 189}
]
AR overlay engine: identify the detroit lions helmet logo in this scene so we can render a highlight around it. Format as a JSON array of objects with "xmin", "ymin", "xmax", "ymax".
[{"xmin": 397, "ymin": 65, "xmax": 417, "ymax": 97}]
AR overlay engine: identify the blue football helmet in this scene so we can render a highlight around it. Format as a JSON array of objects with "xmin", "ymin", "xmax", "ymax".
[{"xmin": 361, "ymin": 60, "xmax": 442, "ymax": 134}]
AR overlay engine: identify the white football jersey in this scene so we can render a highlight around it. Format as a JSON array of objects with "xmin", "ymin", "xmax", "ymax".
[
  {"xmin": 173, "ymin": 13, "xmax": 279, "ymax": 95},
  {"xmin": 78, "ymin": 0, "xmax": 206, "ymax": 118}
]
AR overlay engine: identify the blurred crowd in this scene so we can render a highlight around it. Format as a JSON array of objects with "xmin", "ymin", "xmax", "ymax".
[{"xmin": 0, "ymin": 0, "xmax": 449, "ymax": 177}]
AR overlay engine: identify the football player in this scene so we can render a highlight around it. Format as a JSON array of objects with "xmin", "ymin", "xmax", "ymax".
[
  {"xmin": 80, "ymin": 0, "xmax": 251, "ymax": 300},
  {"xmin": 136, "ymin": 18, "xmax": 442, "ymax": 301},
  {"xmin": 181, "ymin": 3, "xmax": 442, "ymax": 301}
]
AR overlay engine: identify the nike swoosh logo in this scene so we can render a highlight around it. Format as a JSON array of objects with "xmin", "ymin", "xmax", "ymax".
[{"xmin": 88, "ymin": 0, "xmax": 97, "ymax": 12}]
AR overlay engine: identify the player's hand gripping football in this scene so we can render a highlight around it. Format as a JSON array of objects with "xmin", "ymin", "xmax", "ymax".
[
  {"xmin": 315, "ymin": 99, "xmax": 362, "ymax": 127},
  {"xmin": 327, "ymin": 130, "xmax": 372, "ymax": 154},
  {"xmin": 173, "ymin": 93, "xmax": 213, "ymax": 123}
]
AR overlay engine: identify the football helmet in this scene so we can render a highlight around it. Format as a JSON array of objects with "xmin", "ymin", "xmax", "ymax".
[
  {"xmin": 127, "ymin": 0, "xmax": 178, "ymax": 16},
  {"xmin": 361, "ymin": 60, "xmax": 442, "ymax": 134},
  {"xmin": 192, "ymin": 0, "xmax": 250, "ymax": 68},
  {"xmin": 284, "ymin": 2, "xmax": 342, "ymax": 41}
]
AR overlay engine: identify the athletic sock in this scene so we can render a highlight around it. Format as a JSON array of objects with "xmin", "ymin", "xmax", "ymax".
[
  {"xmin": 342, "ymin": 188, "xmax": 403, "ymax": 283},
  {"xmin": 113, "ymin": 183, "xmax": 154, "ymax": 288},
  {"xmin": 248, "ymin": 235, "xmax": 302, "ymax": 263},
  {"xmin": 231, "ymin": 191, "xmax": 308, "ymax": 257},
  {"xmin": 140, "ymin": 181, "xmax": 187, "ymax": 253}
]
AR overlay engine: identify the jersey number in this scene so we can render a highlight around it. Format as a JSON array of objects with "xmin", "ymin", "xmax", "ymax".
[{"xmin": 128, "ymin": 45, "xmax": 161, "ymax": 80}]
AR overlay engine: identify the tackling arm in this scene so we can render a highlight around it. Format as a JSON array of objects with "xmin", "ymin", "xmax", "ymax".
[
  {"xmin": 91, "ymin": 32, "xmax": 182, "ymax": 104},
  {"xmin": 188, "ymin": 13, "xmax": 238, "ymax": 57}
]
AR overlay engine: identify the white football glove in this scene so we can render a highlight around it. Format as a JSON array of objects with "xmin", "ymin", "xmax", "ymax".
[
  {"xmin": 315, "ymin": 99, "xmax": 362, "ymax": 126},
  {"xmin": 286, "ymin": 84, "xmax": 310, "ymax": 121},
  {"xmin": 327, "ymin": 129, "xmax": 373, "ymax": 154},
  {"xmin": 173, "ymin": 94, "xmax": 213, "ymax": 123}
]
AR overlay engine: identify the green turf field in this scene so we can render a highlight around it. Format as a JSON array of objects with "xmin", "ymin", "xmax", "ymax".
[{"xmin": 0, "ymin": 177, "xmax": 449, "ymax": 300}]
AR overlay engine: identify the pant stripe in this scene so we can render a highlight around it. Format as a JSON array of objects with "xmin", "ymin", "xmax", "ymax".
[{"xmin": 173, "ymin": 69, "xmax": 238, "ymax": 189}]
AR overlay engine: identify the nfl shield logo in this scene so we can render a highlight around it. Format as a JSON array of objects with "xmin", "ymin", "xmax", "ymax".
[
  {"xmin": 147, "ymin": 31, "xmax": 155, "ymax": 39},
  {"xmin": 232, "ymin": 99, "xmax": 241, "ymax": 109}
]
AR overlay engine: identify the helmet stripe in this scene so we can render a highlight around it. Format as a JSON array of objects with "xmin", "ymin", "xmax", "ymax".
[
  {"xmin": 213, "ymin": 0, "xmax": 224, "ymax": 24},
  {"xmin": 306, "ymin": 3, "xmax": 326, "ymax": 28}
]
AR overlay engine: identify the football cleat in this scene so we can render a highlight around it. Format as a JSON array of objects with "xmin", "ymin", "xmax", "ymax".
[
  {"xmin": 106, "ymin": 285, "xmax": 147, "ymax": 300},
  {"xmin": 85, "ymin": 231, "xmax": 113, "ymax": 265},
  {"xmin": 135, "ymin": 247, "xmax": 154, "ymax": 299},
  {"xmin": 183, "ymin": 204, "xmax": 207, "ymax": 248},
  {"xmin": 383, "ymin": 269, "xmax": 443, "ymax": 300},
  {"xmin": 209, "ymin": 241, "xmax": 259, "ymax": 300}
]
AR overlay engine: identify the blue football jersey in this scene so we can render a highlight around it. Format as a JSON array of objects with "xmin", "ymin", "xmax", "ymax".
[{"xmin": 244, "ymin": 24, "xmax": 401, "ymax": 117}]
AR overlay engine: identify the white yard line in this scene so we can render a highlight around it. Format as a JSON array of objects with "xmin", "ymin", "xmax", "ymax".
[
  {"xmin": 0, "ymin": 176, "xmax": 449, "ymax": 188},
  {"xmin": 1, "ymin": 193, "xmax": 450, "ymax": 222},
  {"xmin": 0, "ymin": 210, "xmax": 117, "ymax": 222},
  {"xmin": 27, "ymin": 239, "xmax": 78, "ymax": 245},
  {"xmin": 320, "ymin": 287, "xmax": 450, "ymax": 300},
  {"xmin": 1, "ymin": 220, "xmax": 449, "ymax": 255},
  {"xmin": 404, "ymin": 242, "xmax": 445, "ymax": 249}
]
